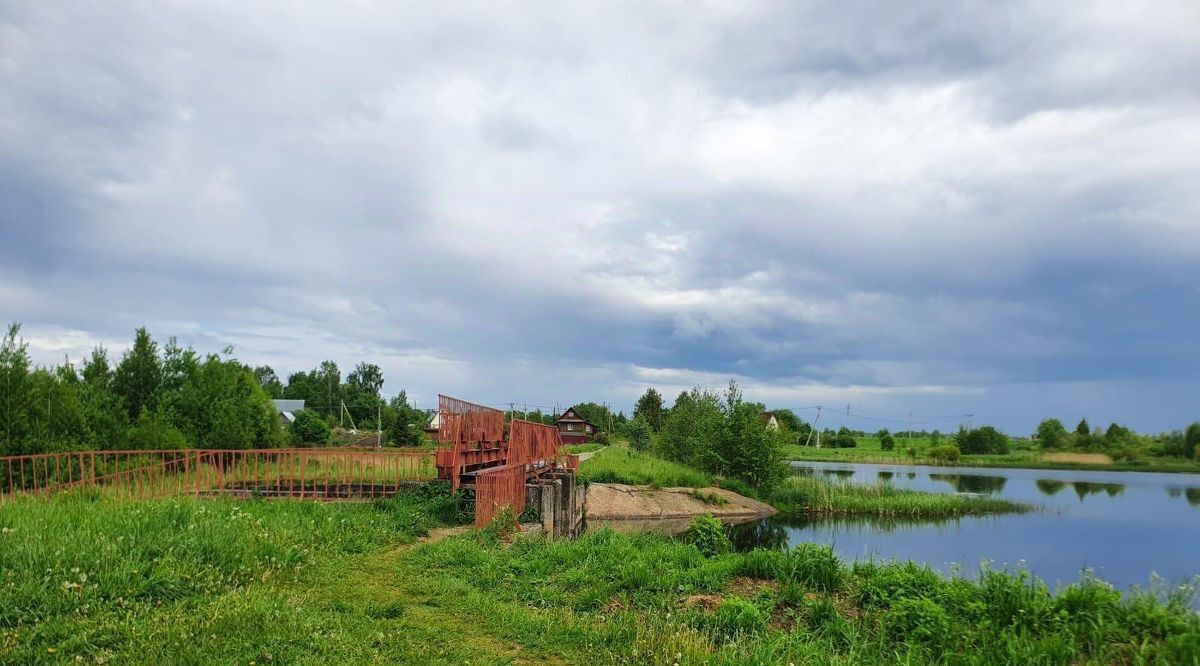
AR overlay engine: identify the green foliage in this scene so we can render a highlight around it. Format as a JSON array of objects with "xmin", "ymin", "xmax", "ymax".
[
  {"xmin": 657, "ymin": 387, "xmax": 724, "ymax": 470},
  {"xmin": 112, "ymin": 327, "xmax": 163, "ymax": 422},
  {"xmin": 0, "ymin": 324, "xmax": 33, "ymax": 456},
  {"xmin": 766, "ymin": 475, "xmax": 1026, "ymax": 518},
  {"xmin": 127, "ymin": 406, "xmax": 189, "ymax": 449},
  {"xmin": 291, "ymin": 409, "xmax": 331, "ymax": 444},
  {"xmin": 772, "ymin": 409, "xmax": 804, "ymax": 433},
  {"xmin": 386, "ymin": 390, "xmax": 423, "ymax": 446},
  {"xmin": 626, "ymin": 416, "xmax": 651, "ymax": 451},
  {"xmin": 685, "ymin": 514, "xmax": 731, "ymax": 556},
  {"xmin": 591, "ymin": 431, "xmax": 610, "ymax": 446},
  {"xmin": 955, "ymin": 425, "xmax": 1009, "ymax": 454},
  {"xmin": 929, "ymin": 444, "xmax": 961, "ymax": 462},
  {"xmin": 251, "ymin": 365, "xmax": 284, "ymax": 398},
  {"xmin": 632, "ymin": 387, "xmax": 666, "ymax": 431},
  {"xmin": 1076, "ymin": 418, "xmax": 1091, "ymax": 436},
  {"xmin": 715, "ymin": 399, "xmax": 788, "ymax": 489},
  {"xmin": 831, "ymin": 427, "xmax": 858, "ymax": 448},
  {"xmin": 879, "ymin": 433, "xmax": 895, "ymax": 451},
  {"xmin": 1036, "ymin": 418, "xmax": 1068, "ymax": 449},
  {"xmin": 1186, "ymin": 423, "xmax": 1200, "ymax": 458}
]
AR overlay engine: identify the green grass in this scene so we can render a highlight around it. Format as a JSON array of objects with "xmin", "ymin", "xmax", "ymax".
[
  {"xmin": 565, "ymin": 442, "xmax": 604, "ymax": 455},
  {"xmin": 0, "ymin": 487, "xmax": 472, "ymax": 663},
  {"xmin": 579, "ymin": 446, "xmax": 712, "ymax": 488},
  {"xmin": 400, "ymin": 526, "xmax": 1200, "ymax": 664},
  {"xmin": 766, "ymin": 475, "xmax": 1030, "ymax": 518},
  {"xmin": 581, "ymin": 446, "xmax": 1028, "ymax": 518},
  {"xmin": 2, "ymin": 491, "xmax": 1196, "ymax": 663},
  {"xmin": 784, "ymin": 436, "xmax": 1200, "ymax": 474}
]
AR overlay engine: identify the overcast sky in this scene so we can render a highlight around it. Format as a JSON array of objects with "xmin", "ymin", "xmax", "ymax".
[{"xmin": 2, "ymin": 1, "xmax": 1198, "ymax": 433}]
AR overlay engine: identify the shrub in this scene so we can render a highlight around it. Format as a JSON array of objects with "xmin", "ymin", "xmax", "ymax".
[
  {"xmin": 591, "ymin": 431, "xmax": 610, "ymax": 446},
  {"xmin": 880, "ymin": 434, "xmax": 896, "ymax": 451},
  {"xmin": 626, "ymin": 417, "xmax": 651, "ymax": 452},
  {"xmin": 685, "ymin": 514, "xmax": 731, "ymax": 556},
  {"xmin": 831, "ymin": 427, "xmax": 857, "ymax": 448},
  {"xmin": 290, "ymin": 409, "xmax": 331, "ymax": 445},
  {"xmin": 956, "ymin": 426, "xmax": 1009, "ymax": 455},
  {"xmin": 929, "ymin": 445, "xmax": 960, "ymax": 462}
]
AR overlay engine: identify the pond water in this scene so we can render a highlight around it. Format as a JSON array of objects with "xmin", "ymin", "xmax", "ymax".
[{"xmin": 729, "ymin": 461, "xmax": 1200, "ymax": 601}]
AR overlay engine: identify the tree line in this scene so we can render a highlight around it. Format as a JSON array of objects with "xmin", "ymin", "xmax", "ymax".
[{"xmin": 0, "ymin": 324, "xmax": 428, "ymax": 456}]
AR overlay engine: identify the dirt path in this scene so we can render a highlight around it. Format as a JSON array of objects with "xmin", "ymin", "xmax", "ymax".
[
  {"xmin": 586, "ymin": 483, "xmax": 776, "ymax": 521},
  {"xmin": 576, "ymin": 446, "xmax": 605, "ymax": 462}
]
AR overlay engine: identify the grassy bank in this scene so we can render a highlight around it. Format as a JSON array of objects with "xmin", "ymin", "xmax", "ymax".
[
  {"xmin": 579, "ymin": 446, "xmax": 1028, "ymax": 518},
  {"xmin": 579, "ymin": 446, "xmax": 712, "ymax": 488},
  {"xmin": 784, "ymin": 438, "xmax": 1200, "ymax": 474},
  {"xmin": 2, "ymin": 490, "xmax": 1195, "ymax": 663},
  {"xmin": 404, "ymin": 525, "xmax": 1198, "ymax": 664}
]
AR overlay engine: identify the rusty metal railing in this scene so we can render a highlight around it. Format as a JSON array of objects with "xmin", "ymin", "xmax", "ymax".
[
  {"xmin": 0, "ymin": 448, "xmax": 435, "ymax": 504},
  {"xmin": 474, "ymin": 463, "xmax": 527, "ymax": 529}
]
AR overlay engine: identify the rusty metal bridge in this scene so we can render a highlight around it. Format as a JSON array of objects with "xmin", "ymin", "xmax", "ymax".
[{"xmin": 0, "ymin": 394, "xmax": 579, "ymax": 530}]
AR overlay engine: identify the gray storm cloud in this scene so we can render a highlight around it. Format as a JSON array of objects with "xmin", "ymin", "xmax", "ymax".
[{"xmin": 2, "ymin": 1, "xmax": 1198, "ymax": 431}]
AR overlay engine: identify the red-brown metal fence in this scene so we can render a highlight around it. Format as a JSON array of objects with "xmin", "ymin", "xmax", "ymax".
[
  {"xmin": 474, "ymin": 463, "xmax": 527, "ymax": 529},
  {"xmin": 437, "ymin": 394, "xmax": 505, "ymax": 445},
  {"xmin": 0, "ymin": 448, "xmax": 435, "ymax": 504}
]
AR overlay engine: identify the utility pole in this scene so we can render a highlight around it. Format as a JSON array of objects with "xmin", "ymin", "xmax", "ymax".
[
  {"xmin": 805, "ymin": 406, "xmax": 823, "ymax": 448},
  {"xmin": 967, "ymin": 414, "xmax": 974, "ymax": 432},
  {"xmin": 908, "ymin": 411, "xmax": 913, "ymax": 444},
  {"xmin": 845, "ymin": 403, "xmax": 850, "ymax": 429},
  {"xmin": 376, "ymin": 402, "xmax": 382, "ymax": 449}
]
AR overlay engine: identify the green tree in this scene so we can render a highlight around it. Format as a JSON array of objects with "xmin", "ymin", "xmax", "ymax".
[
  {"xmin": 1036, "ymin": 419, "xmax": 1068, "ymax": 449},
  {"xmin": 290, "ymin": 409, "xmax": 331, "ymax": 445},
  {"xmin": 658, "ymin": 388, "xmax": 724, "ymax": 469},
  {"xmin": 880, "ymin": 433, "xmax": 896, "ymax": 451},
  {"xmin": 956, "ymin": 426, "xmax": 1009, "ymax": 455},
  {"xmin": 387, "ymin": 390, "xmax": 422, "ymax": 446},
  {"xmin": 713, "ymin": 387, "xmax": 787, "ymax": 488},
  {"xmin": 0, "ymin": 324, "xmax": 34, "ymax": 456},
  {"xmin": 773, "ymin": 409, "xmax": 803, "ymax": 433},
  {"xmin": 112, "ymin": 328, "xmax": 163, "ymax": 422},
  {"xmin": 1075, "ymin": 418, "xmax": 1090, "ymax": 436},
  {"xmin": 252, "ymin": 365, "xmax": 284, "ymax": 398},
  {"xmin": 627, "ymin": 416, "xmax": 651, "ymax": 452},
  {"xmin": 633, "ymin": 388, "xmax": 666, "ymax": 431},
  {"xmin": 127, "ymin": 405, "xmax": 188, "ymax": 450},
  {"xmin": 344, "ymin": 362, "xmax": 386, "ymax": 427}
]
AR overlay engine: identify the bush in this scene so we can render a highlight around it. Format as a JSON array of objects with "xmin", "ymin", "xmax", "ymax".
[
  {"xmin": 685, "ymin": 514, "xmax": 731, "ymax": 557},
  {"xmin": 290, "ymin": 409, "xmax": 331, "ymax": 445},
  {"xmin": 880, "ymin": 434, "xmax": 895, "ymax": 451},
  {"xmin": 929, "ymin": 445, "xmax": 960, "ymax": 462},
  {"xmin": 626, "ymin": 417, "xmax": 651, "ymax": 452},
  {"xmin": 956, "ymin": 426, "xmax": 1009, "ymax": 455},
  {"xmin": 591, "ymin": 431, "xmax": 610, "ymax": 446},
  {"xmin": 831, "ymin": 427, "xmax": 857, "ymax": 448}
]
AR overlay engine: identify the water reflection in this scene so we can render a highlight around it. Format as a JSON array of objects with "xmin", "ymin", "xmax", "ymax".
[
  {"xmin": 878, "ymin": 471, "xmax": 895, "ymax": 482},
  {"xmin": 729, "ymin": 513, "xmax": 967, "ymax": 551},
  {"xmin": 928, "ymin": 473, "xmax": 1007, "ymax": 495},
  {"xmin": 1071, "ymin": 481, "xmax": 1125, "ymax": 500},
  {"xmin": 1036, "ymin": 479, "xmax": 1067, "ymax": 496},
  {"xmin": 1165, "ymin": 487, "xmax": 1200, "ymax": 506},
  {"xmin": 823, "ymin": 469, "xmax": 855, "ymax": 480}
]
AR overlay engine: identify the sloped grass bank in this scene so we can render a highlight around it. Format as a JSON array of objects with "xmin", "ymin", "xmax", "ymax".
[
  {"xmin": 404, "ymin": 526, "xmax": 1200, "ymax": 664},
  {"xmin": 579, "ymin": 447, "xmax": 1027, "ymax": 518}
]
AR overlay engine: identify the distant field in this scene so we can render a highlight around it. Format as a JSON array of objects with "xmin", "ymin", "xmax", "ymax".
[{"xmin": 784, "ymin": 435, "xmax": 1200, "ymax": 473}]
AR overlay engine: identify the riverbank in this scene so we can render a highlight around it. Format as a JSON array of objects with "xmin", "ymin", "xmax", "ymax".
[
  {"xmin": 5, "ymin": 490, "xmax": 1195, "ymax": 664},
  {"xmin": 586, "ymin": 482, "xmax": 777, "ymax": 521},
  {"xmin": 785, "ymin": 444, "xmax": 1200, "ymax": 475},
  {"xmin": 580, "ymin": 447, "xmax": 1030, "ymax": 519}
]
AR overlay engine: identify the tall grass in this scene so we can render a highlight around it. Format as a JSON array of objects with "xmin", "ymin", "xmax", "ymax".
[
  {"xmin": 579, "ymin": 446, "xmax": 712, "ymax": 488},
  {"xmin": 767, "ymin": 475, "xmax": 1029, "ymax": 517},
  {"xmin": 404, "ymin": 526, "xmax": 1200, "ymax": 664}
]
